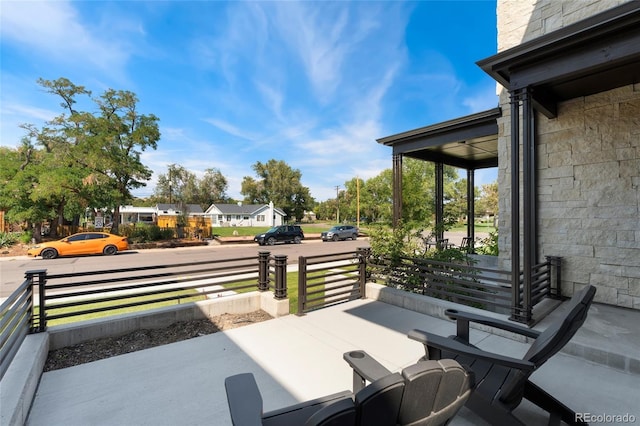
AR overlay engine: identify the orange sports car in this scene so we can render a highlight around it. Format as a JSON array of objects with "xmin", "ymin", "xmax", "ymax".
[{"xmin": 27, "ymin": 232, "xmax": 129, "ymax": 259}]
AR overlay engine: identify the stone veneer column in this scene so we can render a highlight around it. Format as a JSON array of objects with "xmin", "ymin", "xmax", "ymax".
[{"xmin": 495, "ymin": 0, "xmax": 639, "ymax": 307}]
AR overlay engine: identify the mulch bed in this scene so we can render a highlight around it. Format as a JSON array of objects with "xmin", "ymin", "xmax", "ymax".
[{"xmin": 44, "ymin": 311, "xmax": 273, "ymax": 371}]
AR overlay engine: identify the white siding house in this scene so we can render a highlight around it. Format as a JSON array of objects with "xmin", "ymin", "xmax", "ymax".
[
  {"xmin": 119, "ymin": 206, "xmax": 156, "ymax": 225},
  {"xmin": 205, "ymin": 202, "xmax": 286, "ymax": 227}
]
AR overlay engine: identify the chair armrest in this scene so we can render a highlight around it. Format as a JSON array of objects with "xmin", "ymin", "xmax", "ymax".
[
  {"xmin": 343, "ymin": 350, "xmax": 392, "ymax": 392},
  {"xmin": 224, "ymin": 373, "xmax": 263, "ymax": 426},
  {"xmin": 408, "ymin": 329, "xmax": 536, "ymax": 372},
  {"xmin": 445, "ymin": 308, "xmax": 541, "ymax": 341}
]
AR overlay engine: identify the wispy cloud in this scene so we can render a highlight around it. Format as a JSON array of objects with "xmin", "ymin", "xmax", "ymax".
[
  {"xmin": 1, "ymin": 102, "xmax": 56, "ymax": 123},
  {"xmin": 1, "ymin": 0, "xmax": 498, "ymax": 201},
  {"xmin": 0, "ymin": 1, "xmax": 138, "ymax": 81},
  {"xmin": 203, "ymin": 118, "xmax": 260, "ymax": 141}
]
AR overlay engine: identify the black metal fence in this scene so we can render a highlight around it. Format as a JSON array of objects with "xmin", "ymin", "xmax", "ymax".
[
  {"xmin": 297, "ymin": 247, "xmax": 370, "ymax": 314},
  {"xmin": 0, "ymin": 274, "xmax": 34, "ymax": 380},
  {"xmin": 1, "ymin": 248, "xmax": 560, "ymax": 380},
  {"xmin": 368, "ymin": 254, "xmax": 561, "ymax": 324},
  {"xmin": 1, "ymin": 254, "xmax": 289, "ymax": 380}
]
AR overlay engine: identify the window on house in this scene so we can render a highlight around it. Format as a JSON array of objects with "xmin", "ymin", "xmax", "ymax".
[
  {"xmin": 226, "ymin": 215, "xmax": 232, "ymax": 222},
  {"xmin": 257, "ymin": 215, "xmax": 265, "ymax": 222},
  {"xmin": 140, "ymin": 214, "xmax": 153, "ymax": 222},
  {"xmin": 243, "ymin": 216, "xmax": 249, "ymax": 220}
]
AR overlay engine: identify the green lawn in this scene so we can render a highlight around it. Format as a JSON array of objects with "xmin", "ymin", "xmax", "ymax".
[
  {"xmin": 224, "ymin": 271, "xmax": 303, "ymax": 313},
  {"xmin": 37, "ymin": 265, "xmax": 346, "ymax": 326},
  {"xmin": 446, "ymin": 221, "xmax": 496, "ymax": 233},
  {"xmin": 40, "ymin": 290, "xmax": 207, "ymax": 327},
  {"xmin": 40, "ymin": 271, "xmax": 309, "ymax": 328},
  {"xmin": 212, "ymin": 224, "xmax": 334, "ymax": 237}
]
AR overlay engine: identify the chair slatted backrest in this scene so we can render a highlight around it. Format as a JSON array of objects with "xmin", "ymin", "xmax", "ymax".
[
  {"xmin": 397, "ymin": 360, "xmax": 473, "ymax": 426},
  {"xmin": 304, "ymin": 398, "xmax": 357, "ymax": 426},
  {"xmin": 354, "ymin": 373, "xmax": 405, "ymax": 426}
]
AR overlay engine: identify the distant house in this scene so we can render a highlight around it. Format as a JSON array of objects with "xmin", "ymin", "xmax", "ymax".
[
  {"xmin": 120, "ymin": 206, "xmax": 156, "ymax": 225},
  {"xmin": 205, "ymin": 201, "xmax": 286, "ymax": 227},
  {"xmin": 120, "ymin": 204, "xmax": 208, "ymax": 228},
  {"xmin": 302, "ymin": 210, "xmax": 317, "ymax": 223},
  {"xmin": 154, "ymin": 204, "xmax": 205, "ymax": 228}
]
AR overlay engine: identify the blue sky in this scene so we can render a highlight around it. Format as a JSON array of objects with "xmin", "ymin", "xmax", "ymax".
[{"xmin": 1, "ymin": 1, "xmax": 498, "ymax": 201}]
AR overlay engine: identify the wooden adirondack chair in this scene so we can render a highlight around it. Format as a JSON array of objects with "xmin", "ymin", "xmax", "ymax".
[
  {"xmin": 225, "ymin": 350, "xmax": 473, "ymax": 426},
  {"xmin": 409, "ymin": 285, "xmax": 596, "ymax": 426}
]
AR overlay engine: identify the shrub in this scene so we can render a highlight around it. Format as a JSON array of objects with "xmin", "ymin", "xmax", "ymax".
[
  {"xmin": 476, "ymin": 230, "xmax": 499, "ymax": 256},
  {"xmin": 0, "ymin": 232, "xmax": 19, "ymax": 248},
  {"xmin": 119, "ymin": 224, "xmax": 175, "ymax": 243},
  {"xmin": 368, "ymin": 221, "xmax": 422, "ymax": 266},
  {"xmin": 368, "ymin": 222, "xmax": 484, "ymax": 309},
  {"xmin": 19, "ymin": 231, "xmax": 34, "ymax": 244}
]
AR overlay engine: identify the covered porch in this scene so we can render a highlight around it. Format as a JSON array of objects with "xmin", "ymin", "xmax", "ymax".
[{"xmin": 23, "ymin": 288, "xmax": 640, "ymax": 425}]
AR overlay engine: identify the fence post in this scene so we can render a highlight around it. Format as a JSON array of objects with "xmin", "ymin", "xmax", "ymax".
[
  {"xmin": 258, "ymin": 251, "xmax": 270, "ymax": 291},
  {"xmin": 273, "ymin": 254, "xmax": 287, "ymax": 300},
  {"xmin": 298, "ymin": 256, "xmax": 307, "ymax": 314},
  {"xmin": 26, "ymin": 269, "xmax": 47, "ymax": 332},
  {"xmin": 546, "ymin": 256, "xmax": 562, "ymax": 299},
  {"xmin": 357, "ymin": 247, "xmax": 370, "ymax": 299}
]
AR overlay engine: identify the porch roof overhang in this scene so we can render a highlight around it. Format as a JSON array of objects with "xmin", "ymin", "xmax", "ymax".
[
  {"xmin": 376, "ymin": 107, "xmax": 501, "ymax": 170},
  {"xmin": 477, "ymin": 2, "xmax": 640, "ymax": 118}
]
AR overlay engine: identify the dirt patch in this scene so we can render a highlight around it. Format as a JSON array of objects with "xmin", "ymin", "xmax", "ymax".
[
  {"xmin": 0, "ymin": 243, "xmax": 29, "ymax": 257},
  {"xmin": 44, "ymin": 310, "xmax": 273, "ymax": 371}
]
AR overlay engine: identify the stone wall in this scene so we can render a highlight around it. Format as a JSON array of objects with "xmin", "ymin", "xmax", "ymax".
[{"xmin": 496, "ymin": 0, "xmax": 640, "ymax": 308}]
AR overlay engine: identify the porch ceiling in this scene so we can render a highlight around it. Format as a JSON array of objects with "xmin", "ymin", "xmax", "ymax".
[
  {"xmin": 477, "ymin": 2, "xmax": 640, "ymax": 118},
  {"xmin": 376, "ymin": 108, "xmax": 500, "ymax": 170}
]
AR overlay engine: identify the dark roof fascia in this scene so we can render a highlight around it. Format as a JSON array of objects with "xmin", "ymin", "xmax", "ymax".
[
  {"xmin": 477, "ymin": 2, "xmax": 640, "ymax": 91},
  {"xmin": 377, "ymin": 107, "xmax": 501, "ymax": 148}
]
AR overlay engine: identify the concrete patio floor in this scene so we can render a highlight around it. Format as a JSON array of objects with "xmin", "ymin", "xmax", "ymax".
[{"xmin": 27, "ymin": 298, "xmax": 640, "ymax": 426}]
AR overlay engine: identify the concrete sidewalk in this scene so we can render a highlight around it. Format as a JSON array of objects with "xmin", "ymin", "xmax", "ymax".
[{"xmin": 26, "ymin": 298, "xmax": 639, "ymax": 426}]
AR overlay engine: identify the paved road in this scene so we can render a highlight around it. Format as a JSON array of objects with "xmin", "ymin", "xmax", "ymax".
[{"xmin": 0, "ymin": 238, "xmax": 370, "ymax": 298}]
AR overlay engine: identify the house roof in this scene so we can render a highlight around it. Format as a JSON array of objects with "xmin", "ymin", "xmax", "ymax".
[
  {"xmin": 120, "ymin": 206, "xmax": 156, "ymax": 214},
  {"xmin": 376, "ymin": 108, "xmax": 500, "ymax": 170},
  {"xmin": 477, "ymin": 2, "xmax": 640, "ymax": 118},
  {"xmin": 209, "ymin": 203, "xmax": 286, "ymax": 217},
  {"xmin": 156, "ymin": 203, "xmax": 204, "ymax": 214}
]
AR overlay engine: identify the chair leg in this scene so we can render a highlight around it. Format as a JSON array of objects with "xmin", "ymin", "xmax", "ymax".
[{"xmin": 524, "ymin": 381, "xmax": 587, "ymax": 426}]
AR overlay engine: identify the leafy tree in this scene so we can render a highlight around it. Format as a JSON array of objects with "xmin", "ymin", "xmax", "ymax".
[
  {"xmin": 155, "ymin": 164, "xmax": 198, "ymax": 204},
  {"xmin": 400, "ymin": 159, "xmax": 458, "ymax": 226},
  {"xmin": 476, "ymin": 181, "xmax": 498, "ymax": 216},
  {"xmin": 154, "ymin": 165, "xmax": 229, "ymax": 209},
  {"xmin": 443, "ymin": 178, "xmax": 480, "ymax": 223},
  {"xmin": 0, "ymin": 144, "xmax": 53, "ymax": 240},
  {"xmin": 83, "ymin": 86, "xmax": 160, "ymax": 229},
  {"xmin": 241, "ymin": 159, "xmax": 314, "ymax": 222},
  {"xmin": 314, "ymin": 199, "xmax": 337, "ymax": 221},
  {"xmin": 10, "ymin": 77, "xmax": 160, "ymax": 236},
  {"xmin": 197, "ymin": 168, "xmax": 230, "ymax": 207},
  {"xmin": 358, "ymin": 170, "xmax": 393, "ymax": 223}
]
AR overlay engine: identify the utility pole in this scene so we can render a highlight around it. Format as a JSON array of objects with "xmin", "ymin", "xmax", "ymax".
[
  {"xmin": 169, "ymin": 168, "xmax": 173, "ymax": 204},
  {"xmin": 335, "ymin": 185, "xmax": 340, "ymax": 223}
]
